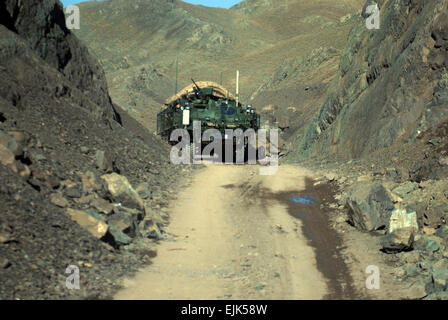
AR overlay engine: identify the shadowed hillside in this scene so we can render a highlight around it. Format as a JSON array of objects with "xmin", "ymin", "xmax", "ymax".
[{"xmin": 0, "ymin": 0, "xmax": 190, "ymax": 299}]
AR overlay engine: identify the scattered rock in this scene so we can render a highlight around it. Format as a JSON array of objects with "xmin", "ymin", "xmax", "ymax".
[
  {"xmin": 435, "ymin": 225, "xmax": 448, "ymax": 239},
  {"xmin": 105, "ymin": 225, "xmax": 132, "ymax": 247},
  {"xmin": 0, "ymin": 257, "xmax": 11, "ymax": 269},
  {"xmin": 381, "ymin": 227, "xmax": 415, "ymax": 253},
  {"xmin": 337, "ymin": 176, "xmax": 347, "ymax": 184},
  {"xmin": 7, "ymin": 131, "xmax": 27, "ymax": 144},
  {"xmin": 423, "ymin": 226, "xmax": 437, "ymax": 235},
  {"xmin": 392, "ymin": 182, "xmax": 418, "ymax": 198},
  {"xmin": 403, "ymin": 263, "xmax": 419, "ymax": 277},
  {"xmin": 66, "ymin": 208, "xmax": 108, "ymax": 239},
  {"xmin": 32, "ymin": 154, "xmax": 47, "ymax": 162},
  {"xmin": 90, "ymin": 198, "xmax": 114, "ymax": 215},
  {"xmin": 423, "ymin": 203, "xmax": 447, "ymax": 229},
  {"xmin": 415, "ymin": 235, "xmax": 442, "ymax": 254},
  {"xmin": 74, "ymin": 194, "xmax": 96, "ymax": 205},
  {"xmin": 429, "ymin": 138, "xmax": 441, "ymax": 146},
  {"xmin": 325, "ymin": 172, "xmax": 337, "ymax": 181},
  {"xmin": 65, "ymin": 185, "xmax": 82, "ymax": 198},
  {"xmin": 430, "ymin": 267, "xmax": 448, "ymax": 292},
  {"xmin": 18, "ymin": 164, "xmax": 31, "ymax": 179},
  {"xmin": 50, "ymin": 193, "xmax": 69, "ymax": 208},
  {"xmin": 139, "ymin": 217, "xmax": 163, "ymax": 240},
  {"xmin": 356, "ymin": 175, "xmax": 372, "ymax": 182},
  {"xmin": 95, "ymin": 150, "xmax": 114, "ymax": 173},
  {"xmin": 405, "ymin": 281, "xmax": 428, "ymax": 299},
  {"xmin": 383, "ymin": 208, "xmax": 418, "ymax": 253},
  {"xmin": 101, "ymin": 173, "xmax": 144, "ymax": 210},
  {"xmin": 135, "ymin": 182, "xmax": 151, "ymax": 199},
  {"xmin": 425, "ymin": 292, "xmax": 448, "ymax": 300},
  {"xmin": 108, "ymin": 210, "xmax": 138, "ymax": 237},
  {"xmin": 0, "ymin": 231, "xmax": 13, "ymax": 244},
  {"xmin": 46, "ymin": 175, "xmax": 60, "ymax": 189},
  {"xmin": 0, "ymin": 130, "xmax": 23, "ymax": 157},
  {"xmin": 80, "ymin": 171, "xmax": 102, "ymax": 194},
  {"xmin": 439, "ymin": 157, "xmax": 448, "ymax": 166}
]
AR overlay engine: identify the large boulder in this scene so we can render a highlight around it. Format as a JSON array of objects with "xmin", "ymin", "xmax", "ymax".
[
  {"xmin": 382, "ymin": 208, "xmax": 419, "ymax": 253},
  {"xmin": 346, "ymin": 182, "xmax": 395, "ymax": 231},
  {"xmin": 101, "ymin": 173, "xmax": 144, "ymax": 210}
]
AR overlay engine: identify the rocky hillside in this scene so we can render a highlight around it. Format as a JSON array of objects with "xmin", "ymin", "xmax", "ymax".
[
  {"xmin": 295, "ymin": 0, "xmax": 448, "ymax": 174},
  {"xmin": 0, "ymin": 0, "xmax": 191, "ymax": 299},
  {"xmin": 289, "ymin": 0, "xmax": 448, "ymax": 299}
]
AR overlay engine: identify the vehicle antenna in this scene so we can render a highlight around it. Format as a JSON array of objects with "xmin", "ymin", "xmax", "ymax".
[
  {"xmin": 175, "ymin": 56, "xmax": 179, "ymax": 94},
  {"xmin": 236, "ymin": 70, "xmax": 239, "ymax": 106}
]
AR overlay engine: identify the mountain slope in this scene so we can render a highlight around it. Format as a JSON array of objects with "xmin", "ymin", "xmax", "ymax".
[
  {"xmin": 74, "ymin": 0, "xmax": 364, "ymax": 134},
  {"xmin": 294, "ymin": 0, "xmax": 448, "ymax": 180}
]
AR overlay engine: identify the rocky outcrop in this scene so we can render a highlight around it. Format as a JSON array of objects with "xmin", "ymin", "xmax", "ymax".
[
  {"xmin": 0, "ymin": 0, "xmax": 119, "ymax": 121},
  {"xmin": 298, "ymin": 0, "xmax": 448, "ymax": 164}
]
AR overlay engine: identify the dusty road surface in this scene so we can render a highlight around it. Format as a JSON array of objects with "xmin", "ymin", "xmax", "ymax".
[{"xmin": 114, "ymin": 164, "xmax": 358, "ymax": 300}]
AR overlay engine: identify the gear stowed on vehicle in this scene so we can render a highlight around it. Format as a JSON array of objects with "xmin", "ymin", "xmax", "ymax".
[{"xmin": 157, "ymin": 77, "xmax": 262, "ymax": 162}]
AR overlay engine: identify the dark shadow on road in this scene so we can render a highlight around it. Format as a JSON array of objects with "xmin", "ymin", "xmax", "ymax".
[{"xmin": 222, "ymin": 177, "xmax": 362, "ymax": 300}]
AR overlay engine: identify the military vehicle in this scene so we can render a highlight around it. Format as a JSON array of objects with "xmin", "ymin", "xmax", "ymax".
[{"xmin": 157, "ymin": 79, "xmax": 260, "ymax": 142}]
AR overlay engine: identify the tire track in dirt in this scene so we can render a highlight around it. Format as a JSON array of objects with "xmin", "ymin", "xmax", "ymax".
[{"xmin": 114, "ymin": 165, "xmax": 358, "ymax": 299}]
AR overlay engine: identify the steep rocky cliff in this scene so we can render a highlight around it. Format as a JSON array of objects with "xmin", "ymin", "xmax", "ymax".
[
  {"xmin": 296, "ymin": 0, "xmax": 448, "ymax": 174},
  {"xmin": 0, "ymin": 0, "xmax": 120, "ymax": 121}
]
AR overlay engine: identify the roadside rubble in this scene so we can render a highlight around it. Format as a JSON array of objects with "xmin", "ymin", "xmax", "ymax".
[{"xmin": 312, "ymin": 160, "xmax": 448, "ymax": 300}]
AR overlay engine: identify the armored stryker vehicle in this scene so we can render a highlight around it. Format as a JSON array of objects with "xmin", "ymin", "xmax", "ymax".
[{"xmin": 157, "ymin": 79, "xmax": 260, "ymax": 141}]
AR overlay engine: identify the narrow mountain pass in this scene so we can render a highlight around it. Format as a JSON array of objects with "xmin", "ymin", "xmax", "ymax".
[{"xmin": 114, "ymin": 165, "xmax": 358, "ymax": 300}]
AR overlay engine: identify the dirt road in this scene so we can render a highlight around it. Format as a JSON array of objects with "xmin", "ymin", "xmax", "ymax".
[{"xmin": 114, "ymin": 165, "xmax": 357, "ymax": 300}]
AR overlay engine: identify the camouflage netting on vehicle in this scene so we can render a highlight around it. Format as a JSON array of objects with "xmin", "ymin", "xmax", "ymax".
[{"xmin": 161, "ymin": 81, "xmax": 236, "ymax": 109}]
